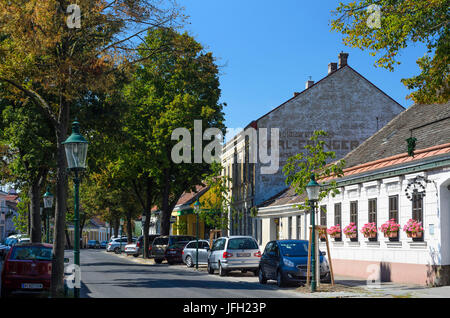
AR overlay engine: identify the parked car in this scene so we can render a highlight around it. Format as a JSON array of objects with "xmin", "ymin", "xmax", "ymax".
[
  {"xmin": 1, "ymin": 243, "xmax": 53, "ymax": 297},
  {"xmin": 0, "ymin": 236, "xmax": 29, "ymax": 258},
  {"xmin": 100, "ymin": 241, "xmax": 108, "ymax": 249},
  {"xmin": 87, "ymin": 240, "xmax": 101, "ymax": 249},
  {"xmin": 126, "ymin": 234, "xmax": 160, "ymax": 257},
  {"xmin": 164, "ymin": 241, "xmax": 189, "ymax": 265},
  {"xmin": 182, "ymin": 240, "xmax": 210, "ymax": 267},
  {"xmin": 107, "ymin": 237, "xmax": 135, "ymax": 253},
  {"xmin": 151, "ymin": 235, "xmax": 196, "ymax": 264},
  {"xmin": 258, "ymin": 240, "xmax": 331, "ymax": 287},
  {"xmin": 207, "ymin": 236, "xmax": 261, "ymax": 276}
]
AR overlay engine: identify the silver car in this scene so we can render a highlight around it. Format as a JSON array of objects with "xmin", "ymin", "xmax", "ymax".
[
  {"xmin": 107, "ymin": 237, "xmax": 134, "ymax": 253},
  {"xmin": 207, "ymin": 236, "xmax": 261, "ymax": 277},
  {"xmin": 182, "ymin": 240, "xmax": 210, "ymax": 267}
]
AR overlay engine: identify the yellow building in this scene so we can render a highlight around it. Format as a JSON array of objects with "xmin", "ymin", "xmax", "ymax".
[{"xmin": 171, "ymin": 184, "xmax": 224, "ymax": 240}]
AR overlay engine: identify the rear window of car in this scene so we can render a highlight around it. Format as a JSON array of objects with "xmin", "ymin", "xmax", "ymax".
[
  {"xmin": 170, "ymin": 236, "xmax": 194, "ymax": 244},
  {"xmin": 168, "ymin": 241, "xmax": 188, "ymax": 249},
  {"xmin": 153, "ymin": 237, "xmax": 169, "ymax": 245},
  {"xmin": 10, "ymin": 246, "xmax": 52, "ymax": 261},
  {"xmin": 227, "ymin": 238, "xmax": 258, "ymax": 250}
]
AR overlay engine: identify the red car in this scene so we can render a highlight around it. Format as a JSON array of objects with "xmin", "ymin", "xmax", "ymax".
[
  {"xmin": 164, "ymin": 241, "xmax": 189, "ymax": 265},
  {"xmin": 1, "ymin": 243, "xmax": 53, "ymax": 297}
]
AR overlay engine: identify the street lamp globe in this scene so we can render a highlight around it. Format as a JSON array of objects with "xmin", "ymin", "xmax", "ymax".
[
  {"xmin": 43, "ymin": 187, "xmax": 54, "ymax": 209},
  {"xmin": 306, "ymin": 173, "xmax": 320, "ymax": 201},
  {"xmin": 194, "ymin": 200, "xmax": 201, "ymax": 214},
  {"xmin": 62, "ymin": 121, "xmax": 88, "ymax": 170}
]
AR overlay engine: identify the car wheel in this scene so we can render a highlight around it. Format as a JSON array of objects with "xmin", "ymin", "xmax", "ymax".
[
  {"xmin": 253, "ymin": 269, "xmax": 259, "ymax": 277},
  {"xmin": 207, "ymin": 261, "xmax": 214, "ymax": 274},
  {"xmin": 154, "ymin": 258, "xmax": 163, "ymax": 264},
  {"xmin": 186, "ymin": 256, "xmax": 194, "ymax": 268},
  {"xmin": 114, "ymin": 247, "xmax": 120, "ymax": 254},
  {"xmin": 277, "ymin": 270, "xmax": 286, "ymax": 287},
  {"xmin": 219, "ymin": 262, "xmax": 227, "ymax": 277},
  {"xmin": 133, "ymin": 254, "xmax": 139, "ymax": 257},
  {"xmin": 258, "ymin": 268, "xmax": 267, "ymax": 284}
]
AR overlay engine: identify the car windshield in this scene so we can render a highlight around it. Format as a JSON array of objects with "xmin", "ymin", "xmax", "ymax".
[
  {"xmin": 227, "ymin": 238, "xmax": 258, "ymax": 250},
  {"xmin": 279, "ymin": 242, "xmax": 309, "ymax": 257},
  {"xmin": 10, "ymin": 246, "xmax": 52, "ymax": 261}
]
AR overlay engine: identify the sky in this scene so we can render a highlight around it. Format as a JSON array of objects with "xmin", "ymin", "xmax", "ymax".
[{"xmin": 178, "ymin": 0, "xmax": 426, "ymax": 137}]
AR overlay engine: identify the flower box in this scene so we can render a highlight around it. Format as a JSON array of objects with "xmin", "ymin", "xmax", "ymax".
[
  {"xmin": 388, "ymin": 231, "xmax": 398, "ymax": 238},
  {"xmin": 403, "ymin": 219, "xmax": 424, "ymax": 239},
  {"xmin": 346, "ymin": 232, "xmax": 357, "ymax": 239},
  {"xmin": 361, "ymin": 222, "xmax": 377, "ymax": 239}
]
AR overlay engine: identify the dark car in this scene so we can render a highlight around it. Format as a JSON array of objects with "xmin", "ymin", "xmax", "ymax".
[
  {"xmin": 151, "ymin": 235, "xmax": 196, "ymax": 264},
  {"xmin": 100, "ymin": 241, "xmax": 108, "ymax": 248},
  {"xmin": 87, "ymin": 240, "xmax": 101, "ymax": 249},
  {"xmin": 135, "ymin": 234, "xmax": 160, "ymax": 256},
  {"xmin": 258, "ymin": 240, "xmax": 331, "ymax": 287},
  {"xmin": 164, "ymin": 241, "xmax": 189, "ymax": 265},
  {"xmin": 1, "ymin": 243, "xmax": 53, "ymax": 297}
]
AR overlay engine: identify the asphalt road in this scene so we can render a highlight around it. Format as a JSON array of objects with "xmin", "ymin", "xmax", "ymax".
[{"xmin": 69, "ymin": 249, "xmax": 304, "ymax": 298}]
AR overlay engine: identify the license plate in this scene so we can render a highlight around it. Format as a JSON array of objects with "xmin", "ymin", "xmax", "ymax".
[
  {"xmin": 22, "ymin": 283, "xmax": 43, "ymax": 289},
  {"xmin": 168, "ymin": 251, "xmax": 176, "ymax": 254},
  {"xmin": 237, "ymin": 253, "xmax": 250, "ymax": 257}
]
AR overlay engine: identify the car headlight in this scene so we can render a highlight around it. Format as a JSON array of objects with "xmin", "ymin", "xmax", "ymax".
[{"xmin": 283, "ymin": 258, "xmax": 295, "ymax": 268}]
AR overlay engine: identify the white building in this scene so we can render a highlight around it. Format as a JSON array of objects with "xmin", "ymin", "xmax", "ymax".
[
  {"xmin": 257, "ymin": 102, "xmax": 450, "ymax": 285},
  {"xmin": 221, "ymin": 52, "xmax": 404, "ymax": 243}
]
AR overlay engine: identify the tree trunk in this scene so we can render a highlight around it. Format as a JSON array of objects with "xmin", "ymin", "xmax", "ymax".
[
  {"xmin": 143, "ymin": 177, "xmax": 154, "ymax": 258},
  {"xmin": 51, "ymin": 111, "xmax": 69, "ymax": 298},
  {"xmin": 64, "ymin": 227, "xmax": 72, "ymax": 249},
  {"xmin": 27, "ymin": 203, "xmax": 31, "ymax": 236},
  {"xmin": 29, "ymin": 179, "xmax": 42, "ymax": 243},
  {"xmin": 126, "ymin": 211, "xmax": 133, "ymax": 244},
  {"xmin": 113, "ymin": 218, "xmax": 119, "ymax": 237}
]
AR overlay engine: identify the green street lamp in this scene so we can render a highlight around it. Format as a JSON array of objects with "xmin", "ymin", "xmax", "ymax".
[
  {"xmin": 62, "ymin": 120, "xmax": 88, "ymax": 299},
  {"xmin": 306, "ymin": 173, "xmax": 320, "ymax": 292},
  {"xmin": 194, "ymin": 200, "xmax": 201, "ymax": 270},
  {"xmin": 120, "ymin": 218, "xmax": 124, "ymax": 253},
  {"xmin": 141, "ymin": 214, "xmax": 146, "ymax": 259},
  {"xmin": 43, "ymin": 187, "xmax": 54, "ymax": 244}
]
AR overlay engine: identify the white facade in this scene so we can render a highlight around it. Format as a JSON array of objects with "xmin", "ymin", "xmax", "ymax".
[{"xmin": 257, "ymin": 158, "xmax": 450, "ymax": 285}]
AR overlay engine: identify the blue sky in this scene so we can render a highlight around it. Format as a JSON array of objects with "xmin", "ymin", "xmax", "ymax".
[{"xmin": 179, "ymin": 0, "xmax": 425, "ymax": 134}]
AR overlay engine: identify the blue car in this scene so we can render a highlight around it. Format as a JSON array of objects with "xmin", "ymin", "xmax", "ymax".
[
  {"xmin": 258, "ymin": 240, "xmax": 331, "ymax": 287},
  {"xmin": 100, "ymin": 241, "xmax": 108, "ymax": 249}
]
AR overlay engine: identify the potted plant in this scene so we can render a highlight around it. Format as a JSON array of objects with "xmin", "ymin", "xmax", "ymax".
[
  {"xmin": 379, "ymin": 219, "xmax": 401, "ymax": 238},
  {"xmin": 318, "ymin": 227, "xmax": 327, "ymax": 240},
  {"xmin": 327, "ymin": 225, "xmax": 341, "ymax": 239},
  {"xmin": 343, "ymin": 222, "xmax": 357, "ymax": 239},
  {"xmin": 403, "ymin": 219, "xmax": 424, "ymax": 238},
  {"xmin": 361, "ymin": 222, "xmax": 377, "ymax": 239}
]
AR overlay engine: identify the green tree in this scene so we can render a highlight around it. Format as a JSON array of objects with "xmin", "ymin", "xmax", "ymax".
[
  {"xmin": 0, "ymin": 0, "xmax": 182, "ymax": 297},
  {"xmin": 118, "ymin": 28, "xmax": 226, "ymax": 252},
  {"xmin": 331, "ymin": 0, "xmax": 449, "ymax": 103},
  {"xmin": 283, "ymin": 131, "xmax": 346, "ymax": 210}
]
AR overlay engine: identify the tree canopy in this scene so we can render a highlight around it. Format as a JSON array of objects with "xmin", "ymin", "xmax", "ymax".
[{"xmin": 331, "ymin": 0, "xmax": 449, "ymax": 104}]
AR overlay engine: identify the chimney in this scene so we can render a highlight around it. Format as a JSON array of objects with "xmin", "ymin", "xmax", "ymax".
[
  {"xmin": 328, "ymin": 62, "xmax": 337, "ymax": 74},
  {"xmin": 305, "ymin": 80, "xmax": 314, "ymax": 89},
  {"xmin": 338, "ymin": 52, "xmax": 349, "ymax": 68},
  {"xmin": 293, "ymin": 92, "xmax": 301, "ymax": 97}
]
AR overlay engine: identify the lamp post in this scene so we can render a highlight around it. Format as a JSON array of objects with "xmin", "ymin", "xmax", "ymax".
[
  {"xmin": 43, "ymin": 187, "xmax": 54, "ymax": 244},
  {"xmin": 120, "ymin": 218, "xmax": 124, "ymax": 253},
  {"xmin": 194, "ymin": 200, "xmax": 200, "ymax": 270},
  {"xmin": 62, "ymin": 120, "xmax": 88, "ymax": 299},
  {"xmin": 141, "ymin": 214, "xmax": 146, "ymax": 259},
  {"xmin": 306, "ymin": 173, "xmax": 320, "ymax": 292}
]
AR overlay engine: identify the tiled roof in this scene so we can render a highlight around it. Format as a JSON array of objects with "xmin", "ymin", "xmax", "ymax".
[
  {"xmin": 176, "ymin": 184, "xmax": 209, "ymax": 206},
  {"xmin": 342, "ymin": 102, "xmax": 450, "ymax": 169},
  {"xmin": 258, "ymin": 187, "xmax": 307, "ymax": 208},
  {"xmin": 321, "ymin": 142, "xmax": 450, "ymax": 182}
]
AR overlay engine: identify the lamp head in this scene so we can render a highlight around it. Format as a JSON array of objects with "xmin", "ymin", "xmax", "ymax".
[
  {"xmin": 306, "ymin": 173, "xmax": 320, "ymax": 201},
  {"xmin": 62, "ymin": 120, "xmax": 88, "ymax": 170}
]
